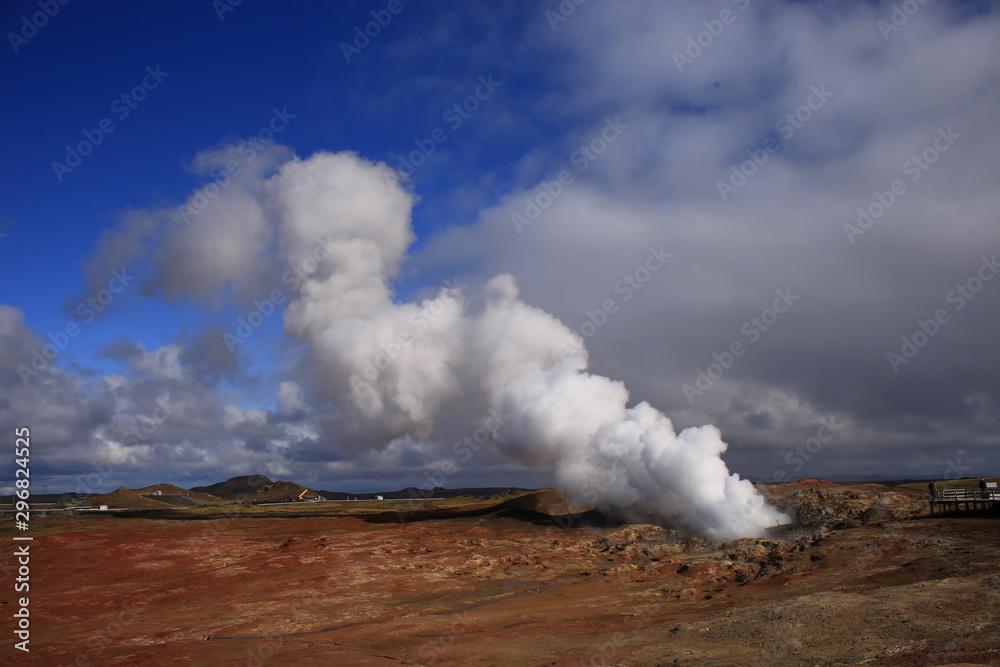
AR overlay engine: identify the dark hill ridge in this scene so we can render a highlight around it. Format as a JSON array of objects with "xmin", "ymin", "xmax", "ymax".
[
  {"xmin": 132, "ymin": 483, "xmax": 224, "ymax": 504},
  {"xmin": 189, "ymin": 474, "xmax": 534, "ymax": 502},
  {"xmin": 190, "ymin": 476, "xmax": 322, "ymax": 503},
  {"xmin": 191, "ymin": 474, "xmax": 274, "ymax": 500},
  {"xmin": 250, "ymin": 480, "xmax": 318, "ymax": 503}
]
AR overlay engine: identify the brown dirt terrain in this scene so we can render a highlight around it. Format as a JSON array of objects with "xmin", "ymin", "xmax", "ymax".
[{"xmin": 2, "ymin": 481, "xmax": 999, "ymax": 666}]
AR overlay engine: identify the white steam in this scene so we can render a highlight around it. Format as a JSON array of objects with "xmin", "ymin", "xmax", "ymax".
[
  {"xmin": 82, "ymin": 147, "xmax": 788, "ymax": 539},
  {"xmin": 258, "ymin": 150, "xmax": 788, "ymax": 539}
]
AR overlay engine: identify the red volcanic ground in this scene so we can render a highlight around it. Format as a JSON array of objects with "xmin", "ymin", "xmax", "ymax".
[{"xmin": 3, "ymin": 483, "xmax": 1000, "ymax": 666}]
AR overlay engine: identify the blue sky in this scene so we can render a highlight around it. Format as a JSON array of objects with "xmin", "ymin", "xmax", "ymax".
[
  {"xmin": 1, "ymin": 0, "xmax": 998, "ymax": 496},
  {"xmin": 1, "ymin": 0, "xmax": 528, "ymax": 350}
]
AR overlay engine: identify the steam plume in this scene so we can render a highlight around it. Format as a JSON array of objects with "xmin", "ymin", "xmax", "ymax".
[
  {"xmin": 87, "ymin": 147, "xmax": 788, "ymax": 539},
  {"xmin": 262, "ymin": 151, "xmax": 788, "ymax": 539}
]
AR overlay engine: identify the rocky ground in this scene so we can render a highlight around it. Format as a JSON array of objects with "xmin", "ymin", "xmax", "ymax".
[{"xmin": 2, "ymin": 481, "xmax": 998, "ymax": 666}]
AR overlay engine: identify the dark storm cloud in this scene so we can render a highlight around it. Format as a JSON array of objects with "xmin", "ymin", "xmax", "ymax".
[
  {"xmin": 179, "ymin": 324, "xmax": 243, "ymax": 384},
  {"xmin": 97, "ymin": 337, "xmax": 143, "ymax": 362},
  {"xmin": 413, "ymin": 1, "xmax": 1000, "ymax": 479}
]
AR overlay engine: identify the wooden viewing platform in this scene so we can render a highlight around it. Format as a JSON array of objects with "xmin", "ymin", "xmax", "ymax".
[{"xmin": 929, "ymin": 487, "xmax": 1000, "ymax": 515}]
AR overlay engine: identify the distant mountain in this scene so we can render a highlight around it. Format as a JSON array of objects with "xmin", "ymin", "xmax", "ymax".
[
  {"xmin": 826, "ymin": 474, "xmax": 955, "ymax": 484},
  {"xmin": 191, "ymin": 474, "xmax": 274, "ymax": 500},
  {"xmin": 134, "ymin": 482, "xmax": 224, "ymax": 504},
  {"xmin": 353, "ymin": 486, "xmax": 535, "ymax": 500},
  {"xmin": 249, "ymin": 480, "xmax": 318, "ymax": 503},
  {"xmin": 190, "ymin": 475, "xmax": 328, "ymax": 502},
  {"xmin": 190, "ymin": 476, "xmax": 534, "ymax": 503}
]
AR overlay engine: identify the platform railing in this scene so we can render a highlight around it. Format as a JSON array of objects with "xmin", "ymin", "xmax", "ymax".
[{"xmin": 934, "ymin": 488, "xmax": 1000, "ymax": 501}]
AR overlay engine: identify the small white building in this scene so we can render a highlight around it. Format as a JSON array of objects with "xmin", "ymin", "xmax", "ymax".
[{"xmin": 376, "ymin": 495, "xmax": 384, "ymax": 501}]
